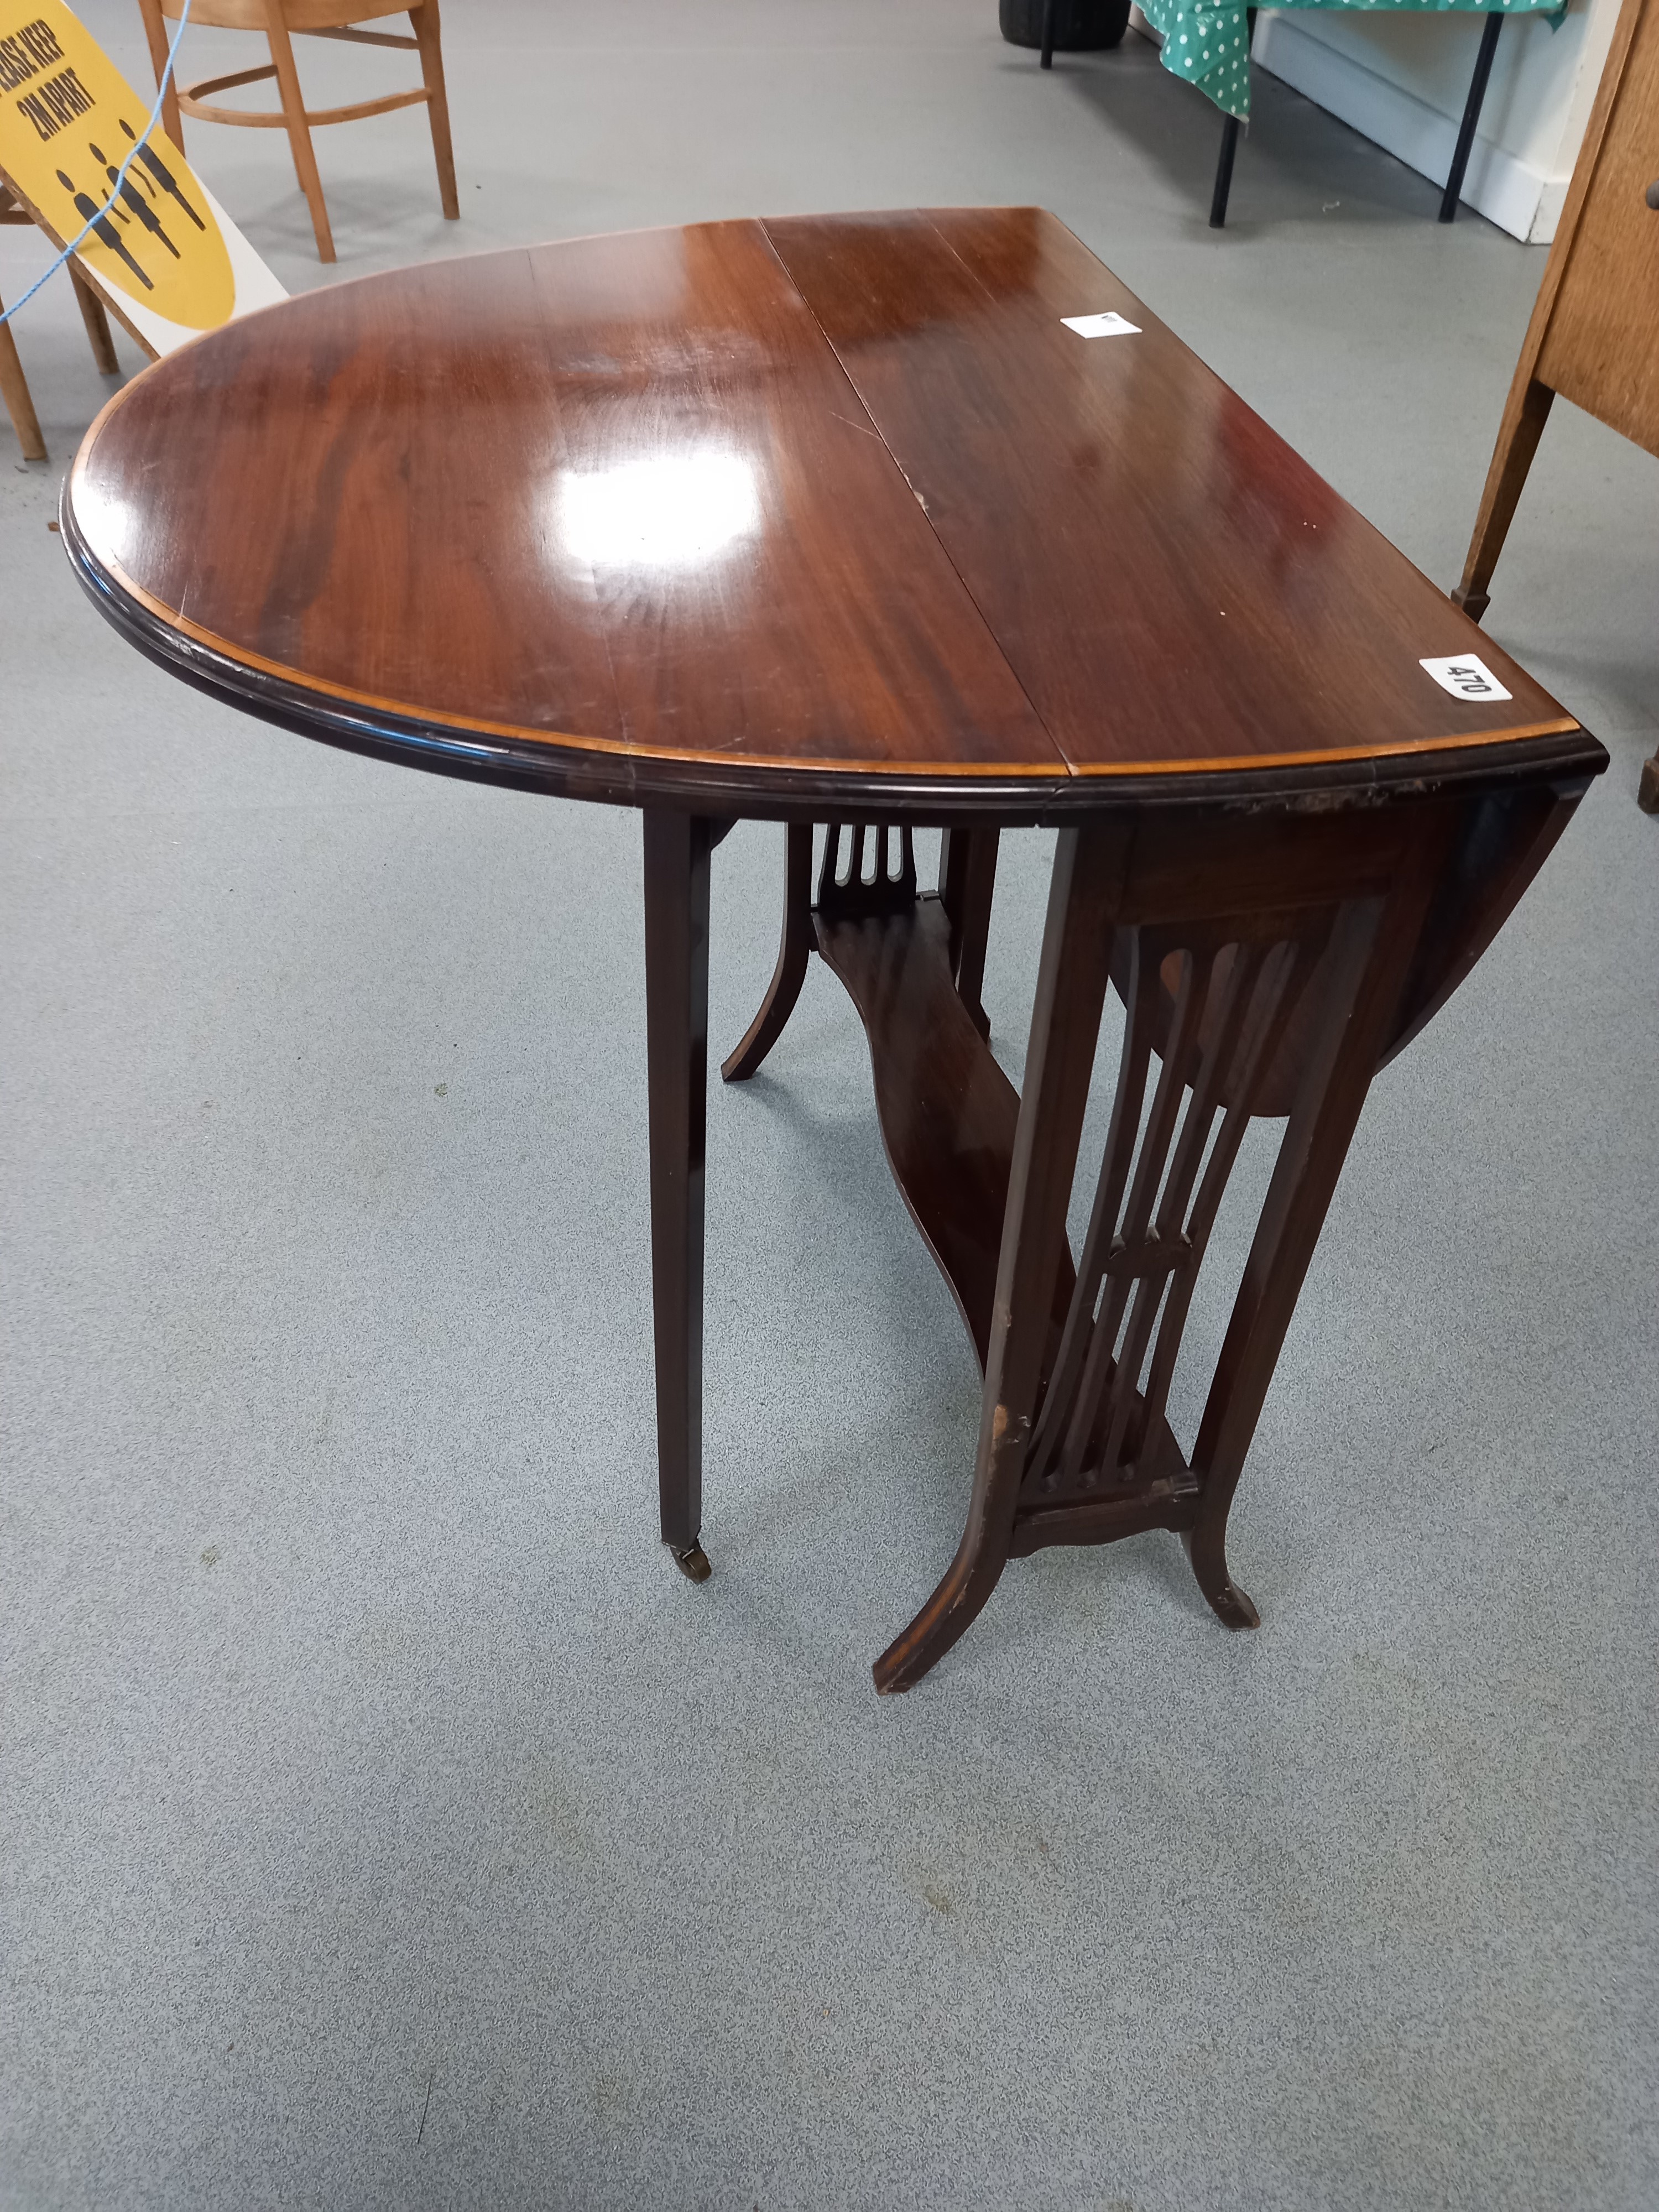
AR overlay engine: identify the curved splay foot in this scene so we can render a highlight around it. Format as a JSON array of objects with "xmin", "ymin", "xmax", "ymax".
[
  {"xmin": 872, "ymin": 1545, "xmax": 1005, "ymax": 1695},
  {"xmin": 670, "ymin": 1540, "xmax": 712, "ymax": 1583},
  {"xmin": 1203, "ymin": 1573, "xmax": 1260, "ymax": 1631},
  {"xmin": 721, "ymin": 823, "xmax": 813, "ymax": 1082},
  {"xmin": 872, "ymin": 1644, "xmax": 925, "ymax": 1697},
  {"xmin": 872, "ymin": 1644, "xmax": 918, "ymax": 1696},
  {"xmin": 1183, "ymin": 1526, "xmax": 1259, "ymax": 1630}
]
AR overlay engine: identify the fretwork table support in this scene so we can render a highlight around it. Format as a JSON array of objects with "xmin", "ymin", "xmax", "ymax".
[{"xmin": 641, "ymin": 786, "xmax": 1575, "ymax": 1691}]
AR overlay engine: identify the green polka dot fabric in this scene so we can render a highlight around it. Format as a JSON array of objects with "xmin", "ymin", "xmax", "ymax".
[{"xmin": 1138, "ymin": 0, "xmax": 1566, "ymax": 121}]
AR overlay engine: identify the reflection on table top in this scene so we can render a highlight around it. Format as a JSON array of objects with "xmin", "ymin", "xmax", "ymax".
[{"xmin": 66, "ymin": 206, "xmax": 1580, "ymax": 812}]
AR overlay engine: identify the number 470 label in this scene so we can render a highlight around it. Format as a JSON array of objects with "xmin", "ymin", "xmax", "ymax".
[{"xmin": 1420, "ymin": 654, "xmax": 1512, "ymax": 703}]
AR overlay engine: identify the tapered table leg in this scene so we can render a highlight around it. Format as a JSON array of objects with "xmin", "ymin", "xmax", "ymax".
[{"xmin": 643, "ymin": 811, "xmax": 714, "ymax": 1581}]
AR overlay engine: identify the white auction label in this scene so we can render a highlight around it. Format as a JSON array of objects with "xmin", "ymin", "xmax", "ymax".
[
  {"xmin": 1061, "ymin": 311, "xmax": 1141, "ymax": 339},
  {"xmin": 1419, "ymin": 654, "xmax": 1512, "ymax": 704}
]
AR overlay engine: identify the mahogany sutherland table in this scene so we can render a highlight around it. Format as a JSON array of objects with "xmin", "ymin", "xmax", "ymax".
[{"xmin": 64, "ymin": 208, "xmax": 1606, "ymax": 1691}]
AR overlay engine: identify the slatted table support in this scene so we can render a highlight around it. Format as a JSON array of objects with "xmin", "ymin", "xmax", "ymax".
[{"xmin": 646, "ymin": 784, "xmax": 1583, "ymax": 1687}]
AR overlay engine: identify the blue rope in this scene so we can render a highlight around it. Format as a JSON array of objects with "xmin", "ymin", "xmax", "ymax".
[{"xmin": 0, "ymin": 0, "xmax": 195, "ymax": 329}]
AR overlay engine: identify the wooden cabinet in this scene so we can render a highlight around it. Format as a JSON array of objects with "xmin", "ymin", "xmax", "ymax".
[
  {"xmin": 1540, "ymin": 0, "xmax": 1659, "ymax": 448},
  {"xmin": 1454, "ymin": 0, "xmax": 1659, "ymax": 807}
]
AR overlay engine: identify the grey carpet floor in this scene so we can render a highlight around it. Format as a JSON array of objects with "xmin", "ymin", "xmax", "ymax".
[{"xmin": 2, "ymin": 4, "xmax": 1656, "ymax": 2207}]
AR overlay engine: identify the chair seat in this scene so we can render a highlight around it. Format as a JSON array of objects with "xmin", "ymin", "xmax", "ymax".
[
  {"xmin": 157, "ymin": 0, "xmax": 411, "ymax": 28},
  {"xmin": 141, "ymin": 0, "xmax": 457, "ymax": 263}
]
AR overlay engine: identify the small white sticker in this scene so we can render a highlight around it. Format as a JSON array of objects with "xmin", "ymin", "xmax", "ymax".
[
  {"xmin": 1061, "ymin": 311, "xmax": 1141, "ymax": 339},
  {"xmin": 1420, "ymin": 654, "xmax": 1511, "ymax": 703}
]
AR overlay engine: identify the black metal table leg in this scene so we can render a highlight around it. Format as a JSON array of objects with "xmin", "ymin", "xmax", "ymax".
[
  {"xmin": 1208, "ymin": 6, "xmax": 1257, "ymax": 229},
  {"xmin": 643, "ymin": 810, "xmax": 713, "ymax": 1582},
  {"xmin": 1440, "ymin": 11, "xmax": 1503, "ymax": 222},
  {"xmin": 1210, "ymin": 116, "xmax": 1243, "ymax": 228},
  {"xmin": 1041, "ymin": 0, "xmax": 1058, "ymax": 67}
]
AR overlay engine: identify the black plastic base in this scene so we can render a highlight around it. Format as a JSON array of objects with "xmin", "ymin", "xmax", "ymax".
[{"xmin": 999, "ymin": 0, "xmax": 1131, "ymax": 52}]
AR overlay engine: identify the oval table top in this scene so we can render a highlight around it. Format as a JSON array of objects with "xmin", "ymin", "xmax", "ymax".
[{"xmin": 65, "ymin": 206, "xmax": 1590, "ymax": 817}]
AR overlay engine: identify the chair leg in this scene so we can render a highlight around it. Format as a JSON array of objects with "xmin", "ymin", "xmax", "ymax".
[
  {"xmin": 0, "ymin": 312, "xmax": 48, "ymax": 460},
  {"xmin": 135, "ymin": 0, "xmax": 185, "ymax": 147},
  {"xmin": 411, "ymin": 0, "xmax": 460, "ymax": 221},
  {"xmin": 262, "ymin": 0, "xmax": 336, "ymax": 262},
  {"xmin": 70, "ymin": 264, "xmax": 121, "ymax": 375},
  {"xmin": 1452, "ymin": 377, "xmax": 1553, "ymax": 623}
]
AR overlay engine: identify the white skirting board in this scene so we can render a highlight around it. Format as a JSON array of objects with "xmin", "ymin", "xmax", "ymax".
[
  {"xmin": 1253, "ymin": 14, "xmax": 1554, "ymax": 238},
  {"xmin": 1127, "ymin": 4, "xmax": 1566, "ymax": 241}
]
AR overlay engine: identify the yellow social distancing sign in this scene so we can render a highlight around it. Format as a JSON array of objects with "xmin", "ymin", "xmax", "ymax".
[{"xmin": 0, "ymin": 0, "xmax": 284, "ymax": 355}]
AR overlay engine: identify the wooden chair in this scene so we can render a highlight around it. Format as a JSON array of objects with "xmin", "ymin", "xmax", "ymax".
[
  {"xmin": 134, "ymin": 0, "xmax": 458, "ymax": 264},
  {"xmin": 1, "ymin": 188, "xmax": 122, "ymax": 461}
]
